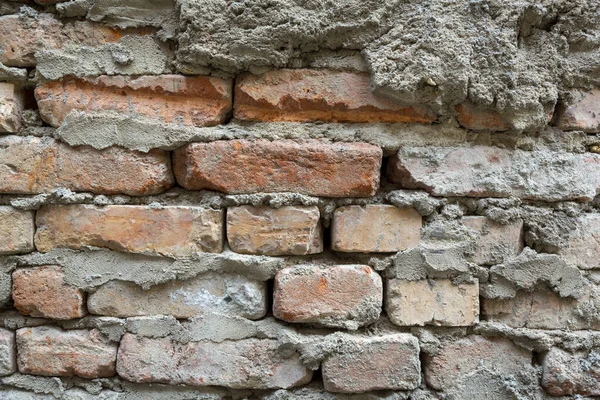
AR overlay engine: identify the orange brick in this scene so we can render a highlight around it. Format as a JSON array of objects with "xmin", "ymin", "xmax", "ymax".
[
  {"xmin": 273, "ymin": 264, "xmax": 382, "ymax": 329},
  {"xmin": 35, "ymin": 205, "xmax": 224, "ymax": 257},
  {"xmin": 0, "ymin": 136, "xmax": 173, "ymax": 196},
  {"xmin": 456, "ymin": 102, "xmax": 510, "ymax": 131},
  {"xmin": 35, "ymin": 75, "xmax": 232, "ymax": 127},
  {"xmin": 234, "ymin": 69, "xmax": 437, "ymax": 123},
  {"xmin": 12, "ymin": 266, "xmax": 86, "ymax": 320},
  {"xmin": 174, "ymin": 140, "xmax": 382, "ymax": 197}
]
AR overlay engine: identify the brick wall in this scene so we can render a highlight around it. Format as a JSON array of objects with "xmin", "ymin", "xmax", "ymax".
[{"xmin": 2, "ymin": 2, "xmax": 600, "ymax": 399}]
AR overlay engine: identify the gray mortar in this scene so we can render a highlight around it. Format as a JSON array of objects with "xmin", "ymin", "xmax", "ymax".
[
  {"xmin": 36, "ymin": 35, "xmax": 172, "ymax": 80},
  {"xmin": 0, "ymin": 63, "xmax": 27, "ymax": 82},
  {"xmin": 174, "ymin": 0, "xmax": 600, "ymax": 131}
]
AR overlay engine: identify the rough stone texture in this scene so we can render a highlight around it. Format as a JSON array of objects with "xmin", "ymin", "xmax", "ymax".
[
  {"xmin": 555, "ymin": 89, "xmax": 600, "ymax": 133},
  {"xmin": 389, "ymin": 146, "xmax": 600, "ymax": 202},
  {"xmin": 331, "ymin": 205, "xmax": 421, "ymax": 253},
  {"xmin": 558, "ymin": 214, "xmax": 600, "ymax": 269},
  {"xmin": 12, "ymin": 266, "xmax": 86, "ymax": 320},
  {"xmin": 463, "ymin": 216, "xmax": 524, "ymax": 265},
  {"xmin": 0, "ymin": 207, "xmax": 34, "ymax": 255},
  {"xmin": 386, "ymin": 279, "xmax": 479, "ymax": 327},
  {"xmin": 0, "ymin": 136, "xmax": 173, "ymax": 196},
  {"xmin": 424, "ymin": 335, "xmax": 532, "ymax": 391},
  {"xmin": 542, "ymin": 347, "xmax": 600, "ymax": 396},
  {"xmin": 482, "ymin": 289, "xmax": 600, "ymax": 330},
  {"xmin": 0, "ymin": 13, "xmax": 128, "ymax": 67},
  {"xmin": 35, "ymin": 205, "xmax": 224, "ymax": 257},
  {"xmin": 16, "ymin": 326, "xmax": 117, "ymax": 378},
  {"xmin": 0, "ymin": 328, "xmax": 16, "ymax": 376},
  {"xmin": 174, "ymin": 140, "xmax": 382, "ymax": 197},
  {"xmin": 87, "ymin": 273, "xmax": 267, "ymax": 319},
  {"xmin": 273, "ymin": 264, "xmax": 382, "ymax": 330},
  {"xmin": 322, "ymin": 334, "xmax": 420, "ymax": 393},
  {"xmin": 35, "ymin": 75, "xmax": 232, "ymax": 127},
  {"xmin": 227, "ymin": 205, "xmax": 323, "ymax": 256},
  {"xmin": 234, "ymin": 69, "xmax": 436, "ymax": 123},
  {"xmin": 117, "ymin": 333, "xmax": 312, "ymax": 389},
  {"xmin": 0, "ymin": 82, "xmax": 24, "ymax": 133}
]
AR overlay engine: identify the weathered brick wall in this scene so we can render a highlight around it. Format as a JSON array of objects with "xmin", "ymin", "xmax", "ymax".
[{"xmin": 2, "ymin": 1, "xmax": 600, "ymax": 399}]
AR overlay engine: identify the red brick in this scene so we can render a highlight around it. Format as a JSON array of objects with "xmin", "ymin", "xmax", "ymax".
[
  {"xmin": 12, "ymin": 266, "xmax": 86, "ymax": 320},
  {"xmin": 556, "ymin": 89, "xmax": 600, "ymax": 133},
  {"xmin": 463, "ymin": 216, "xmax": 523, "ymax": 265},
  {"xmin": 424, "ymin": 335, "xmax": 532, "ymax": 391},
  {"xmin": 16, "ymin": 326, "xmax": 117, "ymax": 378},
  {"xmin": 456, "ymin": 102, "xmax": 510, "ymax": 131},
  {"xmin": 35, "ymin": 75, "xmax": 232, "ymax": 127},
  {"xmin": 273, "ymin": 264, "xmax": 382, "ymax": 330},
  {"xmin": 174, "ymin": 140, "xmax": 382, "ymax": 197},
  {"xmin": 0, "ymin": 82, "xmax": 24, "ymax": 133},
  {"xmin": 227, "ymin": 205, "xmax": 323, "ymax": 256},
  {"xmin": 0, "ymin": 207, "xmax": 34, "ymax": 255},
  {"xmin": 322, "ymin": 334, "xmax": 420, "ymax": 393},
  {"xmin": 234, "ymin": 69, "xmax": 437, "ymax": 123},
  {"xmin": 386, "ymin": 279, "xmax": 479, "ymax": 327},
  {"xmin": 0, "ymin": 14, "xmax": 127, "ymax": 67},
  {"xmin": 0, "ymin": 136, "xmax": 173, "ymax": 196},
  {"xmin": 542, "ymin": 347, "xmax": 600, "ymax": 396},
  {"xmin": 35, "ymin": 205, "xmax": 224, "ymax": 256},
  {"xmin": 116, "ymin": 334, "xmax": 312, "ymax": 389},
  {"xmin": 331, "ymin": 205, "xmax": 421, "ymax": 252}
]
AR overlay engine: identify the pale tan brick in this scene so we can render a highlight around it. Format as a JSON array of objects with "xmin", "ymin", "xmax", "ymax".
[
  {"xmin": 234, "ymin": 69, "xmax": 437, "ymax": 123},
  {"xmin": 424, "ymin": 335, "xmax": 532, "ymax": 391},
  {"xmin": 0, "ymin": 136, "xmax": 173, "ymax": 196},
  {"xmin": 0, "ymin": 13, "xmax": 128, "ymax": 67},
  {"xmin": 12, "ymin": 266, "xmax": 86, "ymax": 320},
  {"xmin": 227, "ymin": 205, "xmax": 323, "ymax": 256},
  {"xmin": 0, "ymin": 207, "xmax": 34, "ymax": 255},
  {"xmin": 35, "ymin": 75, "xmax": 232, "ymax": 127},
  {"xmin": 116, "ymin": 334, "xmax": 312, "ymax": 389},
  {"xmin": 542, "ymin": 347, "xmax": 600, "ymax": 396},
  {"xmin": 0, "ymin": 328, "xmax": 16, "ymax": 376},
  {"xmin": 174, "ymin": 140, "xmax": 382, "ymax": 197},
  {"xmin": 558, "ymin": 214, "xmax": 600, "ymax": 269},
  {"xmin": 556, "ymin": 89, "xmax": 600, "ymax": 133},
  {"xmin": 331, "ymin": 205, "xmax": 421, "ymax": 253},
  {"xmin": 0, "ymin": 82, "xmax": 24, "ymax": 133},
  {"xmin": 322, "ymin": 334, "xmax": 420, "ymax": 393},
  {"xmin": 88, "ymin": 273, "xmax": 266, "ymax": 319},
  {"xmin": 463, "ymin": 216, "xmax": 523, "ymax": 265},
  {"xmin": 273, "ymin": 264, "xmax": 382, "ymax": 330},
  {"xmin": 35, "ymin": 205, "xmax": 224, "ymax": 257},
  {"xmin": 17, "ymin": 326, "xmax": 117, "ymax": 378},
  {"xmin": 385, "ymin": 279, "xmax": 479, "ymax": 327}
]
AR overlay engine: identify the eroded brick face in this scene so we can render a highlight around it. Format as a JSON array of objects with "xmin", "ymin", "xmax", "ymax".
[
  {"xmin": 227, "ymin": 205, "xmax": 323, "ymax": 256},
  {"xmin": 234, "ymin": 69, "xmax": 437, "ymax": 123},
  {"xmin": 0, "ymin": 136, "xmax": 173, "ymax": 196},
  {"xmin": 16, "ymin": 327, "xmax": 117, "ymax": 378},
  {"xmin": 35, "ymin": 75, "xmax": 233, "ymax": 127},
  {"xmin": 542, "ymin": 347, "xmax": 600, "ymax": 396},
  {"xmin": 12, "ymin": 266, "xmax": 86, "ymax": 320},
  {"xmin": 0, "ymin": 328, "xmax": 16, "ymax": 377},
  {"xmin": 463, "ymin": 216, "xmax": 524, "ymax": 265},
  {"xmin": 174, "ymin": 140, "xmax": 382, "ymax": 197},
  {"xmin": 555, "ymin": 89, "xmax": 600, "ymax": 133},
  {"xmin": 35, "ymin": 205, "xmax": 224, "ymax": 256},
  {"xmin": 0, "ymin": 83, "xmax": 24, "ymax": 133},
  {"xmin": 273, "ymin": 264, "xmax": 382, "ymax": 330},
  {"xmin": 0, "ymin": 207, "xmax": 34, "ymax": 255},
  {"xmin": 116, "ymin": 334, "xmax": 312, "ymax": 389}
]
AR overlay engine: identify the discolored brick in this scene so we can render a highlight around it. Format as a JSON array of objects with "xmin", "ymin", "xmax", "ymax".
[
  {"xmin": 234, "ymin": 69, "xmax": 437, "ymax": 123},
  {"xmin": 0, "ymin": 136, "xmax": 173, "ymax": 196},
  {"xmin": 0, "ymin": 328, "xmax": 16, "ymax": 376},
  {"xmin": 12, "ymin": 266, "xmax": 86, "ymax": 320},
  {"xmin": 35, "ymin": 205, "xmax": 224, "ymax": 257},
  {"xmin": 542, "ymin": 347, "xmax": 600, "ymax": 396},
  {"xmin": 35, "ymin": 75, "xmax": 232, "ymax": 127},
  {"xmin": 0, "ymin": 207, "xmax": 34, "ymax": 255},
  {"xmin": 555, "ymin": 89, "xmax": 600, "ymax": 133},
  {"xmin": 16, "ymin": 326, "xmax": 117, "ymax": 378},
  {"xmin": 227, "ymin": 205, "xmax": 323, "ymax": 256},
  {"xmin": 463, "ymin": 216, "xmax": 523, "ymax": 265},
  {"xmin": 331, "ymin": 205, "xmax": 421, "ymax": 253},
  {"xmin": 386, "ymin": 279, "xmax": 479, "ymax": 327},
  {"xmin": 273, "ymin": 264, "xmax": 382, "ymax": 330},
  {"xmin": 322, "ymin": 334, "xmax": 420, "ymax": 393},
  {"xmin": 174, "ymin": 140, "xmax": 382, "ymax": 197},
  {"xmin": 0, "ymin": 82, "xmax": 24, "ymax": 133},
  {"xmin": 558, "ymin": 214, "xmax": 600, "ymax": 270}
]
